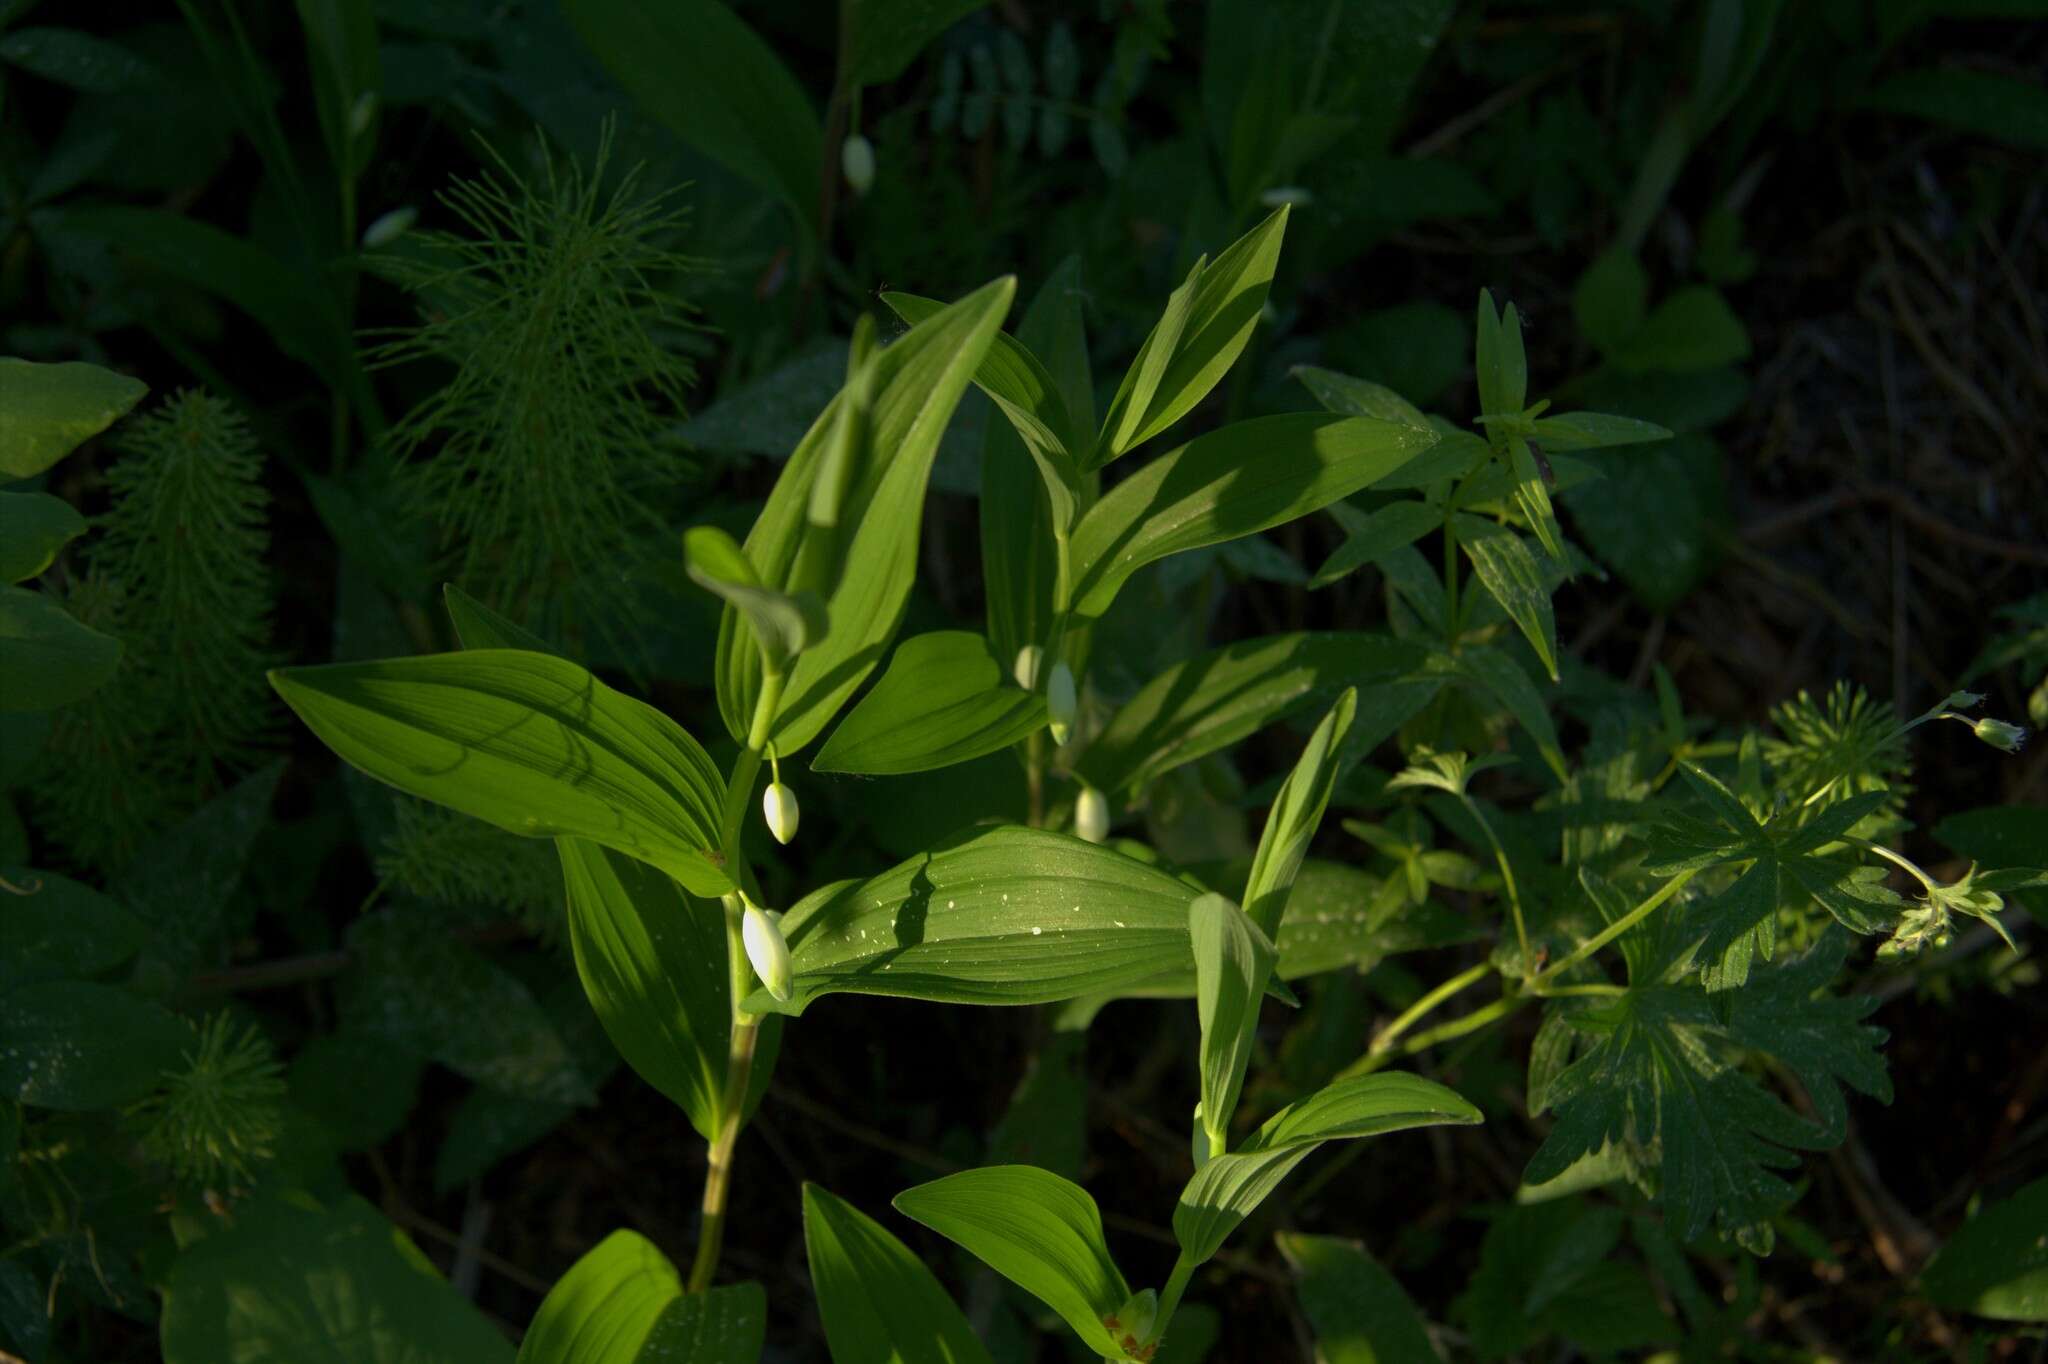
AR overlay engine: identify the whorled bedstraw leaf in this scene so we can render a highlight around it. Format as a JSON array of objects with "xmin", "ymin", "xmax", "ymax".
[
  {"xmin": 1309, "ymin": 499, "xmax": 1442, "ymax": 590},
  {"xmin": 0, "ymin": 356, "xmax": 148, "ymax": 479},
  {"xmin": 1094, "ymin": 206, "xmax": 1289, "ymax": 463},
  {"xmin": 1175, "ymin": 1072, "xmax": 1481, "ymax": 1265},
  {"xmin": 894, "ymin": 1165, "xmax": 1131, "ymax": 1359},
  {"xmin": 1066, "ymin": 414, "xmax": 1439, "ymax": 625},
  {"xmin": 1191, "ymin": 892, "xmax": 1277, "ymax": 1157},
  {"xmin": 803, "ymin": 1183, "xmax": 996, "ymax": 1364},
  {"xmin": 0, "ymin": 491, "xmax": 87, "ymax": 583},
  {"xmin": 270, "ymin": 649, "xmax": 732, "ymax": 896},
  {"xmin": 1472, "ymin": 290, "xmax": 1526, "ymax": 421},
  {"xmin": 814, "ymin": 631, "xmax": 1047, "ymax": 775},
  {"xmin": 716, "ymin": 277, "xmax": 1014, "ymax": 754},
  {"xmin": 1078, "ymin": 632, "xmax": 1439, "ymax": 802},
  {"xmin": 1452, "ymin": 514, "xmax": 1558, "ymax": 680},
  {"xmin": 739, "ymin": 825, "xmax": 1205, "ymax": 1016},
  {"xmin": 1530, "ymin": 412, "xmax": 1673, "ymax": 450},
  {"xmin": 1526, "ymin": 929, "xmax": 1889, "ymax": 1252},
  {"xmin": 515, "ymin": 1229, "xmax": 765, "ymax": 1363},
  {"xmin": 683, "ymin": 525, "xmax": 826, "ymax": 672}
]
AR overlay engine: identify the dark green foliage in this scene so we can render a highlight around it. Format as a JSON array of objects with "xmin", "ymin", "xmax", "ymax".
[
  {"xmin": 28, "ymin": 390, "xmax": 277, "ymax": 870},
  {"xmin": 128, "ymin": 1013, "xmax": 287, "ymax": 1188},
  {"xmin": 372, "ymin": 132, "xmax": 700, "ymax": 646}
]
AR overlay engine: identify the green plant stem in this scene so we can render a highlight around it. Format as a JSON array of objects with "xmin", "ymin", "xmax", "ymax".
[
  {"xmin": 1848, "ymin": 837, "xmax": 1938, "ymax": 893},
  {"xmin": 746, "ymin": 669, "xmax": 787, "ymax": 754},
  {"xmin": 1442, "ymin": 514, "xmax": 1461, "ymax": 639},
  {"xmin": 1529, "ymin": 867, "xmax": 1698, "ymax": 990},
  {"xmin": 689, "ymin": 896, "xmax": 763, "ymax": 1293},
  {"xmin": 1456, "ymin": 792, "xmax": 1530, "ymax": 973},
  {"xmin": 1149, "ymin": 1253, "xmax": 1199, "ymax": 1351},
  {"xmin": 1369, "ymin": 961, "xmax": 1492, "ymax": 1057}
]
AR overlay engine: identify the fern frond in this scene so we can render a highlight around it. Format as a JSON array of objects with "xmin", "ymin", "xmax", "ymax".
[{"xmin": 370, "ymin": 127, "xmax": 702, "ymax": 651}]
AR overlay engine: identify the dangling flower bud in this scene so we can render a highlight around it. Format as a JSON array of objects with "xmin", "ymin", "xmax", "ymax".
[
  {"xmin": 841, "ymin": 134, "xmax": 876, "ymax": 197},
  {"xmin": 1972, "ymin": 717, "xmax": 2028, "ymax": 753},
  {"xmin": 1075, "ymin": 785, "xmax": 1109, "ymax": 843},
  {"xmin": 763, "ymin": 781, "xmax": 800, "ymax": 844},
  {"xmin": 1013, "ymin": 643, "xmax": 1045, "ymax": 691},
  {"xmin": 741, "ymin": 899, "xmax": 793, "ymax": 1002},
  {"xmin": 360, "ymin": 205, "xmax": 416, "ymax": 249},
  {"xmin": 1047, "ymin": 660, "xmax": 1077, "ymax": 746}
]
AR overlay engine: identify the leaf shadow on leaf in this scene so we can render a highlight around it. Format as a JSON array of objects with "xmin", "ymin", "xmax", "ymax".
[{"xmin": 895, "ymin": 859, "xmax": 934, "ymax": 949}]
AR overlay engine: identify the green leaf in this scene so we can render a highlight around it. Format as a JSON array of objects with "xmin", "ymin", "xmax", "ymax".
[
  {"xmin": 0, "ymin": 584, "xmax": 121, "ymax": 711},
  {"xmin": 1934, "ymin": 804, "xmax": 2048, "ymax": 871},
  {"xmin": 894, "ymin": 1166, "xmax": 1130, "ymax": 1357},
  {"xmin": 515, "ymin": 1228, "xmax": 765, "ymax": 1363},
  {"xmin": 1243, "ymin": 690, "xmax": 1357, "ymax": 936},
  {"xmin": 1558, "ymin": 433, "xmax": 1727, "ymax": 611},
  {"xmin": 718, "ymin": 277, "xmax": 1015, "ymax": 755},
  {"xmin": 119, "ymin": 761, "xmax": 284, "ymax": 985},
  {"xmin": 883, "ymin": 290, "xmax": 1082, "ymax": 472},
  {"xmin": 1292, "ymin": 365, "xmax": 1432, "ymax": 431},
  {"xmin": 160, "ymin": 1195, "xmax": 514, "ymax": 1364},
  {"xmin": 1278, "ymin": 1233, "xmax": 1443, "ymax": 1364},
  {"xmin": 1, "ymin": 981, "xmax": 183, "ymax": 1110},
  {"xmin": 1612, "ymin": 288, "xmax": 1750, "ymax": 374},
  {"xmin": 295, "ymin": 0, "xmax": 380, "ymax": 184},
  {"xmin": 0, "ymin": 491, "xmax": 86, "ymax": 582},
  {"xmin": 1174, "ymin": 1072, "xmax": 1480, "ymax": 1264},
  {"xmin": 0, "ymin": 867, "xmax": 145, "ymax": 985},
  {"xmin": 0, "ymin": 1260, "xmax": 47, "ymax": 1364},
  {"xmin": 1529, "ymin": 412, "xmax": 1673, "ymax": 451},
  {"xmin": 983, "ymin": 256, "xmax": 1090, "ymax": 669},
  {"xmin": 1450, "ymin": 645, "xmax": 1565, "ymax": 782},
  {"xmin": 270, "ymin": 649, "xmax": 732, "ymax": 896},
  {"xmin": 289, "ymin": 1033, "xmax": 422, "ymax": 1153},
  {"xmin": 684, "ymin": 525, "xmax": 827, "ymax": 672},
  {"xmin": 558, "ymin": 839, "xmax": 730, "ymax": 1142},
  {"xmin": 803, "ymin": 1183, "xmax": 996, "ymax": 1364},
  {"xmin": 344, "ymin": 904, "xmax": 596, "ymax": 1104},
  {"xmin": 1191, "ymin": 892, "xmax": 1277, "ymax": 1153},
  {"xmin": 1309, "ymin": 500, "xmax": 1441, "ymax": 589},
  {"xmin": 0, "ymin": 26, "xmax": 156, "ymax": 92},
  {"xmin": 444, "ymin": 583, "xmax": 556, "ymax": 654},
  {"xmin": 1921, "ymin": 1177, "xmax": 2048, "ymax": 1321},
  {"xmin": 1453, "ymin": 515, "xmax": 1558, "ymax": 681},
  {"xmin": 1527, "ymin": 931, "xmax": 1888, "ymax": 1250},
  {"xmin": 1858, "ymin": 68, "xmax": 2048, "ymax": 153},
  {"xmin": 815, "ymin": 631, "xmax": 1047, "ymax": 776},
  {"xmin": 1096, "ymin": 207, "xmax": 1289, "ymax": 461},
  {"xmin": 1573, "ymin": 250, "xmax": 1648, "ymax": 357},
  {"xmin": 741, "ymin": 825, "xmax": 1204, "ymax": 1017},
  {"xmin": 845, "ymin": 0, "xmax": 990, "ymax": 86},
  {"xmin": 561, "ymin": 0, "xmax": 823, "ymax": 237},
  {"xmin": 1068, "ymin": 414, "xmax": 1438, "ymax": 623},
  {"xmin": 1079, "ymin": 632, "xmax": 1440, "ymax": 801},
  {"xmin": 0, "ymin": 356, "xmax": 146, "ymax": 477}
]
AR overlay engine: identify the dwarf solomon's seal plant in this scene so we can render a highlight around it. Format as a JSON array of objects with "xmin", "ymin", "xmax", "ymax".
[{"xmin": 265, "ymin": 210, "xmax": 2041, "ymax": 1360}]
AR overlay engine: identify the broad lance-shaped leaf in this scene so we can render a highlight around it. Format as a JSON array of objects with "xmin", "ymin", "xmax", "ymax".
[
  {"xmin": 717, "ymin": 276, "xmax": 1015, "ymax": 755},
  {"xmin": 894, "ymin": 1166, "xmax": 1130, "ymax": 1358},
  {"xmin": 270, "ymin": 649, "xmax": 732, "ymax": 896},
  {"xmin": 557, "ymin": 841, "xmax": 730, "ymax": 1142},
  {"xmin": 803, "ymin": 1184, "xmax": 996, "ymax": 1364},
  {"xmin": 1174, "ymin": 1072, "xmax": 1481, "ymax": 1264},
  {"xmin": 516, "ymin": 1229, "xmax": 766, "ymax": 1364},
  {"xmin": 1191, "ymin": 893, "xmax": 1275, "ymax": 1157},
  {"xmin": 1096, "ymin": 205, "xmax": 1289, "ymax": 463},
  {"xmin": 1243, "ymin": 689, "xmax": 1356, "ymax": 937},
  {"xmin": 1291, "ymin": 364, "xmax": 1431, "ymax": 430},
  {"xmin": 815, "ymin": 631, "xmax": 1046, "ymax": 776},
  {"xmin": 739, "ymin": 825, "xmax": 1204, "ymax": 1017},
  {"xmin": 0, "ymin": 356, "xmax": 147, "ymax": 479},
  {"xmin": 1079, "ymin": 632, "xmax": 1440, "ymax": 801},
  {"xmin": 0, "ymin": 491, "xmax": 87, "ymax": 583},
  {"xmin": 683, "ymin": 525, "xmax": 825, "ymax": 671},
  {"xmin": 0, "ymin": 585, "xmax": 121, "ymax": 711},
  {"xmin": 884, "ymin": 290, "xmax": 1082, "ymax": 471},
  {"xmin": 1067, "ymin": 413, "xmax": 1438, "ymax": 625},
  {"xmin": 1453, "ymin": 514, "xmax": 1558, "ymax": 681},
  {"xmin": 983, "ymin": 255, "xmax": 1090, "ymax": 671}
]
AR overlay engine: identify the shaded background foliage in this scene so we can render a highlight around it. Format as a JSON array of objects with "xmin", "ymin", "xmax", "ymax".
[{"xmin": 2, "ymin": 0, "xmax": 2046, "ymax": 1359}]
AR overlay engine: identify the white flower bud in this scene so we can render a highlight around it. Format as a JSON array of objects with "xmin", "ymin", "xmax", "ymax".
[
  {"xmin": 1013, "ymin": 643, "xmax": 1044, "ymax": 691},
  {"xmin": 841, "ymin": 134, "xmax": 876, "ymax": 196},
  {"xmin": 762, "ymin": 780, "xmax": 800, "ymax": 844},
  {"xmin": 360, "ymin": 206, "xmax": 416, "ymax": 249},
  {"xmin": 1047, "ymin": 660, "xmax": 1077, "ymax": 746},
  {"xmin": 1973, "ymin": 717, "xmax": 2028, "ymax": 753},
  {"xmin": 741, "ymin": 901, "xmax": 793, "ymax": 1002},
  {"xmin": 1075, "ymin": 785, "xmax": 1109, "ymax": 843}
]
